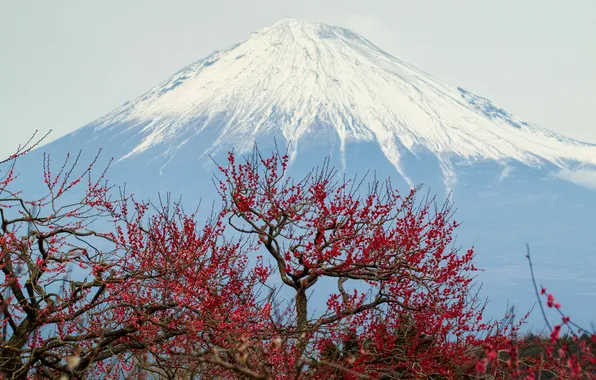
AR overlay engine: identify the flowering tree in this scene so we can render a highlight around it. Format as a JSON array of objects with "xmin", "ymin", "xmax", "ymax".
[
  {"xmin": 215, "ymin": 149, "xmax": 489, "ymax": 378},
  {"xmin": 0, "ymin": 137, "xmax": 269, "ymax": 379},
  {"xmin": 3, "ymin": 136, "xmax": 593, "ymax": 379}
]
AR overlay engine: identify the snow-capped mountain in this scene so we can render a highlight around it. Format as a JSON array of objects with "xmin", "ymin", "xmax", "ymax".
[
  {"xmin": 85, "ymin": 17, "xmax": 595, "ymax": 188},
  {"xmin": 18, "ymin": 18, "xmax": 596, "ymax": 327}
]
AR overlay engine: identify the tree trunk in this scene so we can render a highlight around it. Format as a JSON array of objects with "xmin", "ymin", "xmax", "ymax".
[{"xmin": 295, "ymin": 288, "xmax": 308, "ymax": 356}]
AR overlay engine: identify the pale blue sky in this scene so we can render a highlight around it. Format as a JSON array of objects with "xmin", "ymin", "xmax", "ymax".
[{"xmin": 1, "ymin": 0, "xmax": 595, "ymax": 155}]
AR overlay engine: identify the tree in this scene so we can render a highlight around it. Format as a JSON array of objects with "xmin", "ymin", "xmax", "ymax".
[
  {"xmin": 0, "ymin": 138, "xmax": 269, "ymax": 379},
  {"xmin": 4, "ymin": 138, "xmax": 592, "ymax": 379},
  {"xmin": 215, "ymin": 149, "xmax": 489, "ymax": 378}
]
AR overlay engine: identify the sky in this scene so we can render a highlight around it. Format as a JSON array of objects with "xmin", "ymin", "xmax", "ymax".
[{"xmin": 1, "ymin": 0, "xmax": 595, "ymax": 156}]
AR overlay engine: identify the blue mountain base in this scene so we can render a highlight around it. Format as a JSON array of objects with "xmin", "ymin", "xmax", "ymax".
[{"xmin": 13, "ymin": 126, "xmax": 596, "ymax": 330}]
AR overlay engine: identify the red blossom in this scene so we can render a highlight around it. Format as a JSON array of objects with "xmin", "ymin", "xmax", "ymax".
[{"xmin": 2, "ymin": 142, "xmax": 594, "ymax": 379}]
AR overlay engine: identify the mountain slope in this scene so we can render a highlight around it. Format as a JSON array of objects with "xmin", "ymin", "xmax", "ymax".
[
  {"xmin": 84, "ymin": 17, "xmax": 596, "ymax": 188},
  {"xmin": 20, "ymin": 18, "xmax": 596, "ymax": 328}
]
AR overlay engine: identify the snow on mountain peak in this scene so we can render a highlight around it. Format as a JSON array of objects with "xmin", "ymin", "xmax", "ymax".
[{"xmin": 89, "ymin": 18, "xmax": 596, "ymax": 185}]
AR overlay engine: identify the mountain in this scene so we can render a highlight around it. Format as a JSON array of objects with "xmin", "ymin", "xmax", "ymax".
[
  {"xmin": 18, "ymin": 18, "xmax": 596, "ymax": 326},
  {"xmin": 83, "ymin": 18, "xmax": 596, "ymax": 187}
]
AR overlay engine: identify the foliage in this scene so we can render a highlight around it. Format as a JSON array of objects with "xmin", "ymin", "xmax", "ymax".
[
  {"xmin": 0, "ymin": 136, "xmax": 267, "ymax": 379},
  {"xmin": 215, "ymin": 148, "xmax": 488, "ymax": 378},
  {"xmin": 0, "ymin": 139, "xmax": 594, "ymax": 379}
]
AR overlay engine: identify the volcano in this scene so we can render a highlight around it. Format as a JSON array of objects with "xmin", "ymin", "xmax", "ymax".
[{"xmin": 19, "ymin": 18, "xmax": 596, "ymax": 326}]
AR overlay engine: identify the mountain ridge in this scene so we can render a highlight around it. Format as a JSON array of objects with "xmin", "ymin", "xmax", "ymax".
[{"xmin": 73, "ymin": 18, "xmax": 596, "ymax": 189}]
